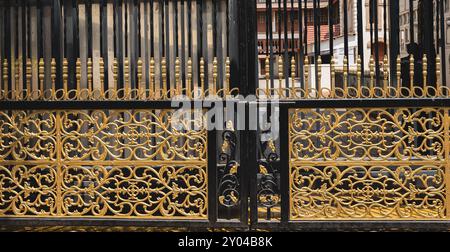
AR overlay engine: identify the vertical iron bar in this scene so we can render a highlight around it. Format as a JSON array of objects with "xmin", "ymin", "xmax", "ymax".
[
  {"xmin": 389, "ymin": 0, "xmax": 399, "ymax": 87},
  {"xmin": 280, "ymin": 103, "xmax": 289, "ymax": 224},
  {"xmin": 298, "ymin": 0, "xmax": 304, "ymax": 87},
  {"xmin": 374, "ymin": 0, "xmax": 380, "ymax": 86},
  {"xmin": 343, "ymin": 0, "xmax": 349, "ymax": 73},
  {"xmin": 440, "ymin": 0, "xmax": 447, "ymax": 86},
  {"xmin": 207, "ymin": 127, "xmax": 218, "ymax": 226}
]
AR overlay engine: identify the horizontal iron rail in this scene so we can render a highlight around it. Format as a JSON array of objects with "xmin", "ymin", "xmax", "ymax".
[{"xmin": 253, "ymin": 98, "xmax": 450, "ymax": 109}]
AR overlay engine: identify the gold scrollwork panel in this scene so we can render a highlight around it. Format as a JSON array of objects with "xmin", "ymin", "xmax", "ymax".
[
  {"xmin": 0, "ymin": 110, "xmax": 208, "ymax": 219},
  {"xmin": 290, "ymin": 108, "xmax": 445, "ymax": 161},
  {"xmin": 289, "ymin": 108, "xmax": 449, "ymax": 220},
  {"xmin": 290, "ymin": 165, "xmax": 446, "ymax": 219}
]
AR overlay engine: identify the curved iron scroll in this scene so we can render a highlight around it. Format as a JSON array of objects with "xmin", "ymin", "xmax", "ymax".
[{"xmin": 218, "ymin": 122, "xmax": 240, "ymax": 209}]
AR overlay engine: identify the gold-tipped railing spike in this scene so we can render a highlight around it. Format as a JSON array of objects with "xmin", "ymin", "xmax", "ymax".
[
  {"xmin": 331, "ymin": 56, "xmax": 336, "ymax": 95},
  {"xmin": 100, "ymin": 57, "xmax": 105, "ymax": 93},
  {"xmin": 343, "ymin": 55, "xmax": 348, "ymax": 95},
  {"xmin": 291, "ymin": 56, "xmax": 296, "ymax": 96},
  {"xmin": 396, "ymin": 55, "xmax": 401, "ymax": 95},
  {"xmin": 124, "ymin": 58, "xmax": 130, "ymax": 93},
  {"xmin": 317, "ymin": 55, "xmax": 322, "ymax": 95},
  {"xmin": 212, "ymin": 57, "xmax": 218, "ymax": 95},
  {"xmin": 87, "ymin": 58, "xmax": 93, "ymax": 91},
  {"xmin": 2, "ymin": 59, "xmax": 8, "ymax": 93},
  {"xmin": 409, "ymin": 54, "xmax": 414, "ymax": 95},
  {"xmin": 383, "ymin": 55, "xmax": 389, "ymax": 96},
  {"xmin": 356, "ymin": 56, "xmax": 361, "ymax": 96},
  {"xmin": 187, "ymin": 58, "xmax": 193, "ymax": 98},
  {"xmin": 304, "ymin": 56, "xmax": 309, "ymax": 97},
  {"xmin": 38, "ymin": 58, "xmax": 44, "ymax": 95},
  {"xmin": 26, "ymin": 58, "xmax": 32, "ymax": 93},
  {"xmin": 113, "ymin": 58, "xmax": 118, "ymax": 90},
  {"xmin": 137, "ymin": 58, "xmax": 143, "ymax": 97},
  {"xmin": 225, "ymin": 57, "xmax": 231, "ymax": 96},
  {"xmin": 265, "ymin": 56, "xmax": 270, "ymax": 94},
  {"xmin": 149, "ymin": 57, "xmax": 155, "ymax": 98},
  {"xmin": 76, "ymin": 58, "xmax": 81, "ymax": 93},
  {"xmin": 369, "ymin": 55, "xmax": 375, "ymax": 91},
  {"xmin": 278, "ymin": 55, "xmax": 283, "ymax": 96},
  {"xmin": 422, "ymin": 54, "xmax": 427, "ymax": 90},
  {"xmin": 161, "ymin": 57, "xmax": 167, "ymax": 97},
  {"xmin": 200, "ymin": 57, "xmax": 205, "ymax": 97},
  {"xmin": 175, "ymin": 57, "xmax": 181, "ymax": 95},
  {"xmin": 15, "ymin": 58, "xmax": 20, "ymax": 93},
  {"xmin": 436, "ymin": 55, "xmax": 441, "ymax": 96},
  {"xmin": 63, "ymin": 58, "xmax": 68, "ymax": 94},
  {"xmin": 51, "ymin": 58, "xmax": 56, "ymax": 94}
]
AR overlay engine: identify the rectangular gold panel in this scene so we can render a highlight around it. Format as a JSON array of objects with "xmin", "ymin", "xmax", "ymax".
[
  {"xmin": 289, "ymin": 108, "xmax": 448, "ymax": 220},
  {"xmin": 0, "ymin": 110, "xmax": 208, "ymax": 219}
]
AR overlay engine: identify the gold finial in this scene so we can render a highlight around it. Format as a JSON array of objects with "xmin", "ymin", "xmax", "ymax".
[
  {"xmin": 175, "ymin": 57, "xmax": 181, "ymax": 95},
  {"xmin": 76, "ymin": 58, "xmax": 81, "ymax": 93},
  {"xmin": 396, "ymin": 55, "xmax": 401, "ymax": 94},
  {"xmin": 356, "ymin": 56, "xmax": 361, "ymax": 96},
  {"xmin": 343, "ymin": 55, "xmax": 348, "ymax": 97},
  {"xmin": 100, "ymin": 57, "xmax": 105, "ymax": 93},
  {"xmin": 63, "ymin": 58, "xmax": 68, "ymax": 94},
  {"xmin": 436, "ymin": 55, "xmax": 441, "ymax": 96},
  {"xmin": 124, "ymin": 58, "xmax": 129, "ymax": 91},
  {"xmin": 422, "ymin": 54, "xmax": 427, "ymax": 89},
  {"xmin": 317, "ymin": 55, "xmax": 322, "ymax": 93},
  {"xmin": 304, "ymin": 56, "xmax": 309, "ymax": 97},
  {"xmin": 38, "ymin": 58, "xmax": 44, "ymax": 95},
  {"xmin": 187, "ymin": 58, "xmax": 193, "ymax": 98},
  {"xmin": 113, "ymin": 58, "xmax": 118, "ymax": 90},
  {"xmin": 265, "ymin": 56, "xmax": 270, "ymax": 94},
  {"xmin": 26, "ymin": 58, "xmax": 32, "ymax": 93},
  {"xmin": 212, "ymin": 57, "xmax": 218, "ymax": 95},
  {"xmin": 331, "ymin": 56, "xmax": 336, "ymax": 92},
  {"xmin": 383, "ymin": 55, "xmax": 389, "ymax": 96},
  {"xmin": 87, "ymin": 58, "xmax": 93, "ymax": 91},
  {"xmin": 278, "ymin": 55, "xmax": 283, "ymax": 96},
  {"xmin": 200, "ymin": 57, "xmax": 205, "ymax": 96},
  {"xmin": 291, "ymin": 56, "xmax": 296, "ymax": 95},
  {"xmin": 2, "ymin": 59, "xmax": 8, "ymax": 93},
  {"xmin": 369, "ymin": 55, "xmax": 375, "ymax": 90},
  {"xmin": 149, "ymin": 57, "xmax": 155, "ymax": 98},
  {"xmin": 225, "ymin": 57, "xmax": 231, "ymax": 96},
  {"xmin": 161, "ymin": 57, "xmax": 167, "ymax": 97},
  {"xmin": 51, "ymin": 58, "xmax": 56, "ymax": 93},
  {"xmin": 137, "ymin": 58, "xmax": 143, "ymax": 96},
  {"xmin": 409, "ymin": 54, "xmax": 414, "ymax": 95},
  {"xmin": 15, "ymin": 58, "xmax": 20, "ymax": 93}
]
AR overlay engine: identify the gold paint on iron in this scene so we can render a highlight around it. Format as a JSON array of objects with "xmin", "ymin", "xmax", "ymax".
[
  {"xmin": 87, "ymin": 58, "xmax": 93, "ymax": 91},
  {"xmin": 200, "ymin": 57, "xmax": 205, "ymax": 97},
  {"xmin": 212, "ymin": 57, "xmax": 218, "ymax": 95},
  {"xmin": 76, "ymin": 58, "xmax": 81, "ymax": 93},
  {"xmin": 150, "ymin": 57, "xmax": 156, "ymax": 98},
  {"xmin": 278, "ymin": 55, "xmax": 283, "ymax": 97},
  {"xmin": 2, "ymin": 59, "xmax": 8, "ymax": 93},
  {"xmin": 175, "ymin": 57, "xmax": 181, "ymax": 95},
  {"xmin": 265, "ymin": 56, "xmax": 270, "ymax": 94},
  {"xmin": 225, "ymin": 57, "xmax": 231, "ymax": 96},
  {"xmin": 38, "ymin": 59, "xmax": 44, "ymax": 95},
  {"xmin": 187, "ymin": 58, "xmax": 193, "ymax": 98}
]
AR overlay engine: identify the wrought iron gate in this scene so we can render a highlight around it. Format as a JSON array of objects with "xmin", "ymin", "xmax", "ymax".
[{"xmin": 1, "ymin": 0, "xmax": 450, "ymax": 231}]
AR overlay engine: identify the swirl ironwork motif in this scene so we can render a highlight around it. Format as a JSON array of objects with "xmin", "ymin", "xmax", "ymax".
[
  {"xmin": 218, "ymin": 122, "xmax": 240, "ymax": 208},
  {"xmin": 0, "ymin": 110, "xmax": 207, "ymax": 219},
  {"xmin": 257, "ymin": 139, "xmax": 280, "ymax": 214},
  {"xmin": 289, "ymin": 108, "xmax": 449, "ymax": 220}
]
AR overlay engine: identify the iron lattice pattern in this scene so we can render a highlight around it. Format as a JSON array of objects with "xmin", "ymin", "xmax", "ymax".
[
  {"xmin": 0, "ymin": 110, "xmax": 208, "ymax": 219},
  {"xmin": 289, "ymin": 108, "xmax": 449, "ymax": 220}
]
